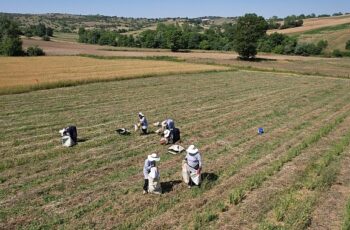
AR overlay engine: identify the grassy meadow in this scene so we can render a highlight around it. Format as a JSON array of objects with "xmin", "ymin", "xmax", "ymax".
[{"xmin": 1, "ymin": 68, "xmax": 350, "ymax": 229}]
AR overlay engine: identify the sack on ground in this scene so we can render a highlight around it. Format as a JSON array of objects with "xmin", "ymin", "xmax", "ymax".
[
  {"xmin": 190, "ymin": 170, "xmax": 201, "ymax": 185},
  {"xmin": 168, "ymin": 145, "xmax": 185, "ymax": 155},
  {"xmin": 59, "ymin": 126, "xmax": 77, "ymax": 147},
  {"xmin": 116, "ymin": 128, "xmax": 131, "ymax": 135},
  {"xmin": 61, "ymin": 135, "xmax": 75, "ymax": 147},
  {"xmin": 148, "ymin": 167, "xmax": 162, "ymax": 194}
]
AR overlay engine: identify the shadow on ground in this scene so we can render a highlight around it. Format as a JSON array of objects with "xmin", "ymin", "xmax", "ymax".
[
  {"xmin": 161, "ymin": 180, "xmax": 182, "ymax": 193},
  {"xmin": 201, "ymin": 172, "xmax": 219, "ymax": 182},
  {"xmin": 237, "ymin": 57, "xmax": 277, "ymax": 62},
  {"xmin": 77, "ymin": 138, "xmax": 88, "ymax": 143}
]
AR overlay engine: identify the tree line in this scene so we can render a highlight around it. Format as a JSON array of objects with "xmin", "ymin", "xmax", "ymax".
[
  {"xmin": 78, "ymin": 22, "xmax": 234, "ymax": 52},
  {"xmin": 1, "ymin": 14, "xmax": 348, "ymax": 58},
  {"xmin": 23, "ymin": 23, "xmax": 54, "ymax": 41},
  {"xmin": 0, "ymin": 16, "xmax": 45, "ymax": 56},
  {"xmin": 78, "ymin": 13, "xmax": 331, "ymax": 59}
]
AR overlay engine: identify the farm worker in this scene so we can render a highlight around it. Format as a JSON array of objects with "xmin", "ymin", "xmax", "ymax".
[
  {"xmin": 143, "ymin": 153, "xmax": 160, "ymax": 194},
  {"xmin": 160, "ymin": 130, "xmax": 171, "ymax": 145},
  {"xmin": 148, "ymin": 161, "xmax": 162, "ymax": 194},
  {"xmin": 162, "ymin": 118, "xmax": 175, "ymax": 130},
  {"xmin": 160, "ymin": 128, "xmax": 180, "ymax": 145},
  {"xmin": 156, "ymin": 118, "xmax": 175, "ymax": 135},
  {"xmin": 182, "ymin": 145, "xmax": 202, "ymax": 188},
  {"xmin": 137, "ymin": 112, "xmax": 148, "ymax": 135}
]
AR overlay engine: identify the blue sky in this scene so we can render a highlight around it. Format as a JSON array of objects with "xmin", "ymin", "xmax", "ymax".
[{"xmin": 1, "ymin": 0, "xmax": 349, "ymax": 18}]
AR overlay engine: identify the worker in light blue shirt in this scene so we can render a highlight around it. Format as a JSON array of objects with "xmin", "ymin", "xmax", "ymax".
[
  {"xmin": 162, "ymin": 118, "xmax": 175, "ymax": 130},
  {"xmin": 184, "ymin": 145, "xmax": 202, "ymax": 188},
  {"xmin": 143, "ymin": 153, "xmax": 160, "ymax": 194},
  {"xmin": 138, "ymin": 112, "xmax": 148, "ymax": 135}
]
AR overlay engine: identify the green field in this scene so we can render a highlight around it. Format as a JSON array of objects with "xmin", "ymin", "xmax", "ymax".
[{"xmin": 1, "ymin": 70, "xmax": 350, "ymax": 229}]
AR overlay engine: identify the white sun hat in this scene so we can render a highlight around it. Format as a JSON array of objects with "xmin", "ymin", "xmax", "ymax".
[
  {"xmin": 148, "ymin": 153, "xmax": 160, "ymax": 161},
  {"xmin": 138, "ymin": 112, "xmax": 144, "ymax": 117},
  {"xmin": 186, "ymin": 145, "xmax": 199, "ymax": 155},
  {"xmin": 164, "ymin": 129, "xmax": 170, "ymax": 138}
]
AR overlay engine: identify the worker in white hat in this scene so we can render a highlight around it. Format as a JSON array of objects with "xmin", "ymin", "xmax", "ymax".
[
  {"xmin": 137, "ymin": 112, "xmax": 148, "ymax": 135},
  {"xmin": 183, "ymin": 145, "xmax": 202, "ymax": 188},
  {"xmin": 143, "ymin": 153, "xmax": 160, "ymax": 194}
]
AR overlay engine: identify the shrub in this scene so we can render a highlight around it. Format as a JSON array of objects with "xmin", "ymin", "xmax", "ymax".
[
  {"xmin": 332, "ymin": 49, "xmax": 343, "ymax": 57},
  {"xmin": 333, "ymin": 12, "xmax": 343, "ymax": 16},
  {"xmin": 281, "ymin": 16, "xmax": 304, "ymax": 29},
  {"xmin": 42, "ymin": 35, "xmax": 50, "ymax": 41},
  {"xmin": 272, "ymin": 45, "xmax": 284, "ymax": 54},
  {"xmin": 26, "ymin": 46, "xmax": 45, "ymax": 56},
  {"xmin": 346, "ymin": 40, "xmax": 350, "ymax": 50},
  {"xmin": 258, "ymin": 33, "xmax": 297, "ymax": 54},
  {"xmin": 317, "ymin": 40, "xmax": 328, "ymax": 50},
  {"xmin": 294, "ymin": 43, "xmax": 322, "ymax": 56}
]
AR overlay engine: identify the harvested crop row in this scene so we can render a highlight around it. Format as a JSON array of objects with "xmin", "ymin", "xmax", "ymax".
[{"xmin": 212, "ymin": 113, "xmax": 350, "ymax": 229}]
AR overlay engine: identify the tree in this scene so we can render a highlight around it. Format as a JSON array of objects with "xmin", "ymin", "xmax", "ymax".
[
  {"xmin": 35, "ymin": 23, "xmax": 47, "ymax": 37},
  {"xmin": 233, "ymin": 13, "xmax": 268, "ymax": 59},
  {"xmin": 168, "ymin": 29, "xmax": 184, "ymax": 52},
  {"xmin": 46, "ymin": 27, "xmax": 54, "ymax": 37},
  {"xmin": 0, "ymin": 37, "xmax": 23, "ymax": 56},
  {"xmin": 0, "ymin": 16, "xmax": 23, "ymax": 56}
]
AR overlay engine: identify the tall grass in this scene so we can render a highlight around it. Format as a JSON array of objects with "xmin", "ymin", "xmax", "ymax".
[{"xmin": 342, "ymin": 200, "xmax": 350, "ymax": 230}]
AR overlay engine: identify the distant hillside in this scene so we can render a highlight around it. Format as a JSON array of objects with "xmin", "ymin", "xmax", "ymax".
[
  {"xmin": 268, "ymin": 14, "xmax": 350, "ymax": 34},
  {"xmin": 0, "ymin": 12, "xmax": 236, "ymax": 34},
  {"xmin": 267, "ymin": 15, "xmax": 350, "ymax": 52},
  {"xmin": 3, "ymin": 12, "xmax": 349, "ymax": 52}
]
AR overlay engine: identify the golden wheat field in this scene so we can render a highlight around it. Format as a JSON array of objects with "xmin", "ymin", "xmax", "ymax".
[{"xmin": 0, "ymin": 56, "xmax": 229, "ymax": 93}]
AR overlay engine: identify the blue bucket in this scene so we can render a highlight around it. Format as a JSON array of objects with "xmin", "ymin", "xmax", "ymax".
[{"xmin": 258, "ymin": 127, "xmax": 264, "ymax": 135}]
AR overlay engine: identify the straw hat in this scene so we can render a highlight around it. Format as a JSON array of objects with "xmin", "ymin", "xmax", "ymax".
[
  {"xmin": 148, "ymin": 153, "xmax": 160, "ymax": 161},
  {"xmin": 186, "ymin": 145, "xmax": 199, "ymax": 155},
  {"xmin": 164, "ymin": 129, "xmax": 171, "ymax": 138}
]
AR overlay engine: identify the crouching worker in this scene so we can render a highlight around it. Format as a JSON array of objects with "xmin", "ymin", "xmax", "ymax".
[
  {"xmin": 155, "ymin": 118, "xmax": 175, "ymax": 135},
  {"xmin": 182, "ymin": 145, "xmax": 202, "ymax": 188},
  {"xmin": 160, "ymin": 128, "xmax": 180, "ymax": 145},
  {"xmin": 59, "ymin": 126, "xmax": 77, "ymax": 147},
  {"xmin": 136, "ymin": 112, "xmax": 148, "ymax": 135},
  {"xmin": 143, "ymin": 153, "xmax": 161, "ymax": 194}
]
